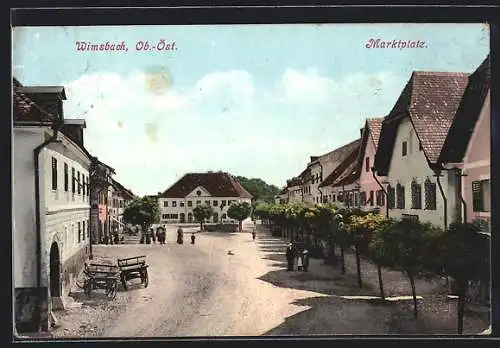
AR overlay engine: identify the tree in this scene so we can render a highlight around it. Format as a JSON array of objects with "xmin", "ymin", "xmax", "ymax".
[
  {"xmin": 193, "ymin": 204, "xmax": 214, "ymax": 231},
  {"xmin": 235, "ymin": 176, "xmax": 280, "ymax": 203},
  {"xmin": 370, "ymin": 219, "xmax": 442, "ymax": 318},
  {"xmin": 431, "ymin": 222, "xmax": 490, "ymax": 334},
  {"xmin": 227, "ymin": 201, "xmax": 252, "ymax": 231},
  {"xmin": 122, "ymin": 196, "xmax": 160, "ymax": 238}
]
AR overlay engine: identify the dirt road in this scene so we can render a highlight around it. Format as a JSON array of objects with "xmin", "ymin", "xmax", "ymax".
[{"xmin": 51, "ymin": 222, "xmax": 489, "ymax": 338}]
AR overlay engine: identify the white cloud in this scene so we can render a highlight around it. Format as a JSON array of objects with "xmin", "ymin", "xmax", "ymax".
[{"xmin": 62, "ymin": 68, "xmax": 403, "ymax": 196}]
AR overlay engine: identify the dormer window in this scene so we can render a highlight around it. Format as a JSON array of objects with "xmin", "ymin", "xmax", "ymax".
[{"xmin": 402, "ymin": 141, "xmax": 408, "ymax": 157}]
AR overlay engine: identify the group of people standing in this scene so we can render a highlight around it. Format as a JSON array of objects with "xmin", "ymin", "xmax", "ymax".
[
  {"xmin": 286, "ymin": 241, "xmax": 310, "ymax": 272},
  {"xmin": 176, "ymin": 227, "xmax": 196, "ymax": 245}
]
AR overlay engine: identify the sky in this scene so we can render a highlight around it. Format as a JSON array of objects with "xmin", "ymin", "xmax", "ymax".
[{"xmin": 12, "ymin": 23, "xmax": 489, "ymax": 196}]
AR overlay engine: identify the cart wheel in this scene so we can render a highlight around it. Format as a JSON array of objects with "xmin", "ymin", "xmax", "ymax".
[
  {"xmin": 121, "ymin": 274, "xmax": 128, "ymax": 290},
  {"xmin": 142, "ymin": 269, "xmax": 149, "ymax": 288}
]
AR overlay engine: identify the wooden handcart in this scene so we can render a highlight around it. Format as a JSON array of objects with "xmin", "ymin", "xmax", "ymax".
[
  {"xmin": 117, "ymin": 255, "xmax": 149, "ymax": 290},
  {"xmin": 76, "ymin": 263, "xmax": 120, "ymax": 299}
]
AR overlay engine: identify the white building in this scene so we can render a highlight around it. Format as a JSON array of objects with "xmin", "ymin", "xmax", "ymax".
[
  {"xmin": 374, "ymin": 71, "xmax": 469, "ymax": 228},
  {"xmin": 157, "ymin": 172, "xmax": 252, "ymax": 224},
  {"xmin": 13, "ymin": 81, "xmax": 92, "ymax": 333}
]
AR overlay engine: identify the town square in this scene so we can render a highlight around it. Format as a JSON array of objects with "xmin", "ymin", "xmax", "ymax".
[{"xmin": 12, "ymin": 23, "xmax": 491, "ymax": 338}]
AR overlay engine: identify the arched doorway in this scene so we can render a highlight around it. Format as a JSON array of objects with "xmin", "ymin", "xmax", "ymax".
[
  {"xmin": 180, "ymin": 213, "xmax": 185, "ymax": 223},
  {"xmin": 213, "ymin": 212, "xmax": 219, "ymax": 223},
  {"xmin": 187, "ymin": 212, "xmax": 193, "ymax": 223},
  {"xmin": 49, "ymin": 242, "xmax": 61, "ymax": 298}
]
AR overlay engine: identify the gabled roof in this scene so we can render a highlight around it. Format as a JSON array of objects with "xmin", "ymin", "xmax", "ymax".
[
  {"xmin": 158, "ymin": 172, "xmax": 253, "ymax": 199},
  {"xmin": 92, "ymin": 158, "xmax": 116, "ymax": 175},
  {"xmin": 439, "ymin": 55, "xmax": 491, "ymax": 163},
  {"xmin": 111, "ymin": 177, "xmax": 135, "ymax": 199},
  {"xmin": 374, "ymin": 71, "xmax": 469, "ymax": 176},
  {"xmin": 319, "ymin": 139, "xmax": 361, "ymax": 188},
  {"xmin": 331, "ymin": 145, "xmax": 362, "ymax": 187},
  {"xmin": 352, "ymin": 117, "xmax": 385, "ymax": 178}
]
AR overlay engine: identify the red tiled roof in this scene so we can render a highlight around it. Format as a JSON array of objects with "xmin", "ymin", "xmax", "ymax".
[
  {"xmin": 367, "ymin": 117, "xmax": 383, "ymax": 147},
  {"xmin": 332, "ymin": 156, "xmax": 359, "ymax": 187},
  {"xmin": 13, "ymin": 81, "xmax": 55, "ymax": 123},
  {"xmin": 439, "ymin": 55, "xmax": 490, "ymax": 163},
  {"xmin": 159, "ymin": 172, "xmax": 253, "ymax": 199},
  {"xmin": 319, "ymin": 139, "xmax": 361, "ymax": 187},
  {"xmin": 374, "ymin": 71, "xmax": 469, "ymax": 176}
]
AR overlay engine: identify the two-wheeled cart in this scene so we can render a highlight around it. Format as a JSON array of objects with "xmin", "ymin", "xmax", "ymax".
[
  {"xmin": 75, "ymin": 263, "xmax": 120, "ymax": 299},
  {"xmin": 117, "ymin": 255, "xmax": 149, "ymax": 290}
]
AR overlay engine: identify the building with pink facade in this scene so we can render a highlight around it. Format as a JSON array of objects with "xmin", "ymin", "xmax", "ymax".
[
  {"xmin": 356, "ymin": 118, "xmax": 387, "ymax": 213},
  {"xmin": 439, "ymin": 55, "xmax": 490, "ymax": 229}
]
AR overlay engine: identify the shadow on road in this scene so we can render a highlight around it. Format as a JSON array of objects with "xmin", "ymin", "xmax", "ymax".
[
  {"xmin": 257, "ymin": 267, "xmax": 377, "ymax": 297},
  {"xmin": 261, "ymin": 295, "xmax": 431, "ymax": 336}
]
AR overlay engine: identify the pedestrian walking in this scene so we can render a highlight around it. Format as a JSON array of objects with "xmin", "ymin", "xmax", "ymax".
[
  {"xmin": 177, "ymin": 227, "xmax": 184, "ymax": 244},
  {"xmin": 302, "ymin": 249, "xmax": 310, "ymax": 272},
  {"xmin": 191, "ymin": 233, "xmax": 196, "ymax": 244},
  {"xmin": 286, "ymin": 243, "xmax": 294, "ymax": 271}
]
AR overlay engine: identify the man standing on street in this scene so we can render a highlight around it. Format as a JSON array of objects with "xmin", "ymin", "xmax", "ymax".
[{"xmin": 286, "ymin": 243, "xmax": 294, "ymax": 271}]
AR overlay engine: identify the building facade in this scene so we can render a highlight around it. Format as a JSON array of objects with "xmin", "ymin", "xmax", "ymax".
[
  {"xmin": 157, "ymin": 172, "xmax": 252, "ymax": 224},
  {"xmin": 374, "ymin": 71, "xmax": 469, "ymax": 228},
  {"xmin": 13, "ymin": 81, "xmax": 91, "ymax": 333}
]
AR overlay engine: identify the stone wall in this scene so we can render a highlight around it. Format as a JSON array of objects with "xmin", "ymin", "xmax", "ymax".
[{"xmin": 14, "ymin": 287, "xmax": 49, "ymax": 333}]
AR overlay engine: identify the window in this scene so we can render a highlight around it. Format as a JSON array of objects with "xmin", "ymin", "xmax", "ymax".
[
  {"xmin": 71, "ymin": 168, "xmax": 76, "ymax": 193},
  {"xmin": 396, "ymin": 183, "xmax": 405, "ymax": 209},
  {"xmin": 402, "ymin": 141, "xmax": 408, "ymax": 157},
  {"xmin": 82, "ymin": 221, "xmax": 86, "ymax": 240},
  {"xmin": 213, "ymin": 200, "xmax": 218, "ymax": 206},
  {"xmin": 332, "ymin": 194, "xmax": 336, "ymax": 202},
  {"xmin": 419, "ymin": 143, "xmax": 423, "ymax": 151},
  {"xmin": 164, "ymin": 201, "xmax": 168, "ymax": 207},
  {"xmin": 205, "ymin": 201, "xmax": 210, "ymax": 206},
  {"xmin": 162, "ymin": 214, "xmax": 168, "ymax": 219},
  {"xmin": 322, "ymin": 196, "xmax": 328, "ymax": 203},
  {"xmin": 77, "ymin": 171, "xmax": 81, "ymax": 194},
  {"xmin": 387, "ymin": 185, "xmax": 395, "ymax": 209},
  {"xmin": 411, "ymin": 180, "xmax": 422, "ymax": 209},
  {"xmin": 87, "ymin": 220, "xmax": 90, "ymax": 238},
  {"xmin": 338, "ymin": 193, "xmax": 344, "ymax": 203},
  {"xmin": 171, "ymin": 214, "xmax": 179, "ymax": 219},
  {"xmin": 424, "ymin": 179, "xmax": 437, "ymax": 210},
  {"xmin": 365, "ymin": 157, "xmax": 370, "ymax": 172},
  {"xmin": 472, "ymin": 179, "xmax": 490, "ymax": 212},
  {"xmin": 196, "ymin": 200, "xmax": 201, "ymax": 205},
  {"xmin": 172, "ymin": 201, "xmax": 177, "ymax": 207},
  {"xmin": 82, "ymin": 176, "xmax": 86, "ymax": 196},
  {"xmin": 354, "ymin": 192, "xmax": 359, "ymax": 206},
  {"xmin": 360, "ymin": 192, "xmax": 366, "ymax": 206},
  {"xmin": 376, "ymin": 190, "xmax": 385, "ymax": 206},
  {"xmin": 78, "ymin": 222, "xmax": 81, "ymax": 243},
  {"xmin": 180, "ymin": 202, "xmax": 185, "ymax": 207},
  {"xmin": 369, "ymin": 190, "xmax": 374, "ymax": 206},
  {"xmin": 51, "ymin": 157, "xmax": 58, "ymax": 190},
  {"xmin": 187, "ymin": 201, "xmax": 192, "ymax": 207},
  {"xmin": 222, "ymin": 214, "xmax": 227, "ymax": 219},
  {"xmin": 64, "ymin": 163, "xmax": 69, "ymax": 191}
]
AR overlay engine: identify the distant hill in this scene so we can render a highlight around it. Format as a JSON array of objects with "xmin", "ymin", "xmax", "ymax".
[{"xmin": 234, "ymin": 176, "xmax": 281, "ymax": 203}]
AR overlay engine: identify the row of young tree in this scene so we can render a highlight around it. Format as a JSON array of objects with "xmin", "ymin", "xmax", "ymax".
[
  {"xmin": 122, "ymin": 196, "xmax": 253, "ymax": 233},
  {"xmin": 253, "ymin": 202, "xmax": 490, "ymax": 334}
]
